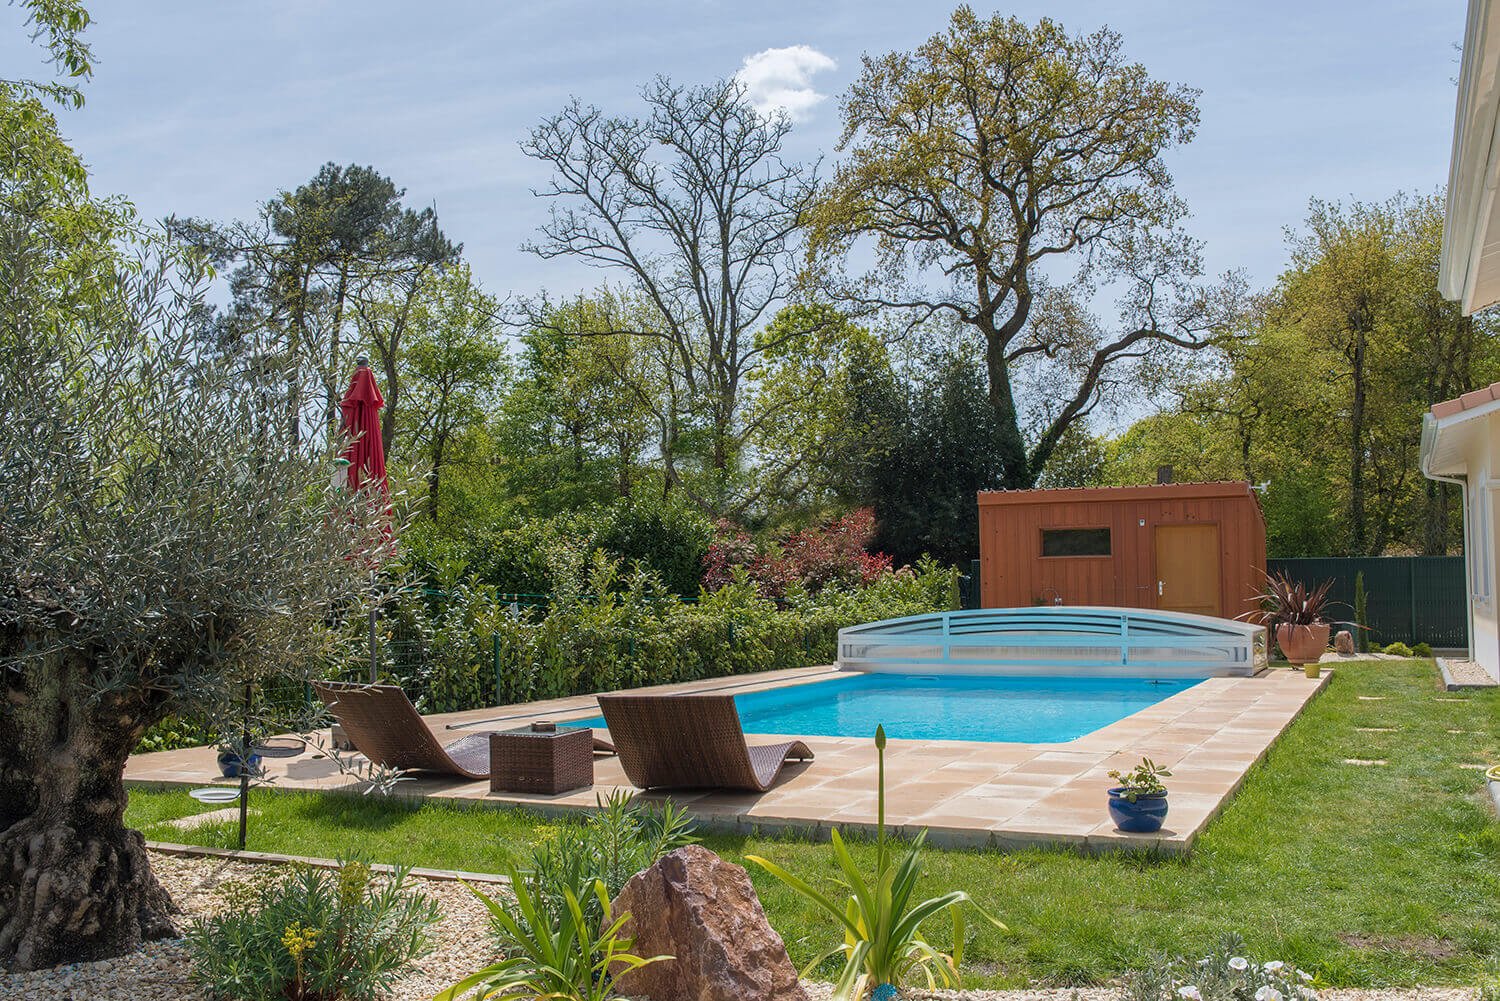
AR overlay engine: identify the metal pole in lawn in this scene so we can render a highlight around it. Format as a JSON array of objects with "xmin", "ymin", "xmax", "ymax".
[
  {"xmin": 238, "ymin": 679, "xmax": 251, "ymax": 850},
  {"xmin": 369, "ymin": 572, "xmax": 378, "ymax": 685}
]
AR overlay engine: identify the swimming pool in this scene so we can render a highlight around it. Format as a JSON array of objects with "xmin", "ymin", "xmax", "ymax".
[{"xmin": 565, "ymin": 673, "xmax": 1201, "ymax": 744}]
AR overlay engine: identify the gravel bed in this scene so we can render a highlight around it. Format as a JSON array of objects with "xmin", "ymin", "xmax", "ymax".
[
  {"xmin": 0, "ymin": 849, "xmax": 501, "ymax": 1000},
  {"xmin": 0, "ymin": 852, "xmax": 1483, "ymax": 1001},
  {"xmin": 1440, "ymin": 658, "xmax": 1497, "ymax": 688}
]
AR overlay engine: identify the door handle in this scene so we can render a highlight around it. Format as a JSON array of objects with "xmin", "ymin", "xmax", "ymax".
[{"xmin": 1157, "ymin": 580, "xmax": 1164, "ymax": 596}]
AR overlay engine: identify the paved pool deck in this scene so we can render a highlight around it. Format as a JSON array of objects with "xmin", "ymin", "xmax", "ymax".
[{"xmin": 124, "ymin": 666, "xmax": 1329, "ymax": 854}]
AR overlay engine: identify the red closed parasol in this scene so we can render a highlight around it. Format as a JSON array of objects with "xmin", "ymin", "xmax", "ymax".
[{"xmin": 338, "ymin": 357, "xmax": 387, "ymax": 494}]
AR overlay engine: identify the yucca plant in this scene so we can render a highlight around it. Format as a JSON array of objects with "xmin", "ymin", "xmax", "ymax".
[
  {"xmin": 747, "ymin": 725, "xmax": 1005, "ymax": 1000},
  {"xmin": 1236, "ymin": 572, "xmax": 1337, "ymax": 628},
  {"xmin": 435, "ymin": 872, "xmax": 669, "ymax": 1001}
]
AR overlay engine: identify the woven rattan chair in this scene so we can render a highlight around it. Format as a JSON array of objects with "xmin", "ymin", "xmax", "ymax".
[
  {"xmin": 313, "ymin": 681, "xmax": 495, "ymax": 779},
  {"xmin": 314, "ymin": 681, "xmax": 616, "ymax": 782},
  {"xmin": 596, "ymin": 693, "xmax": 813, "ymax": 792}
]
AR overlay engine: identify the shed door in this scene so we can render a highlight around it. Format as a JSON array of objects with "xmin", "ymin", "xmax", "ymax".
[{"xmin": 1154, "ymin": 524, "xmax": 1221, "ymax": 617}]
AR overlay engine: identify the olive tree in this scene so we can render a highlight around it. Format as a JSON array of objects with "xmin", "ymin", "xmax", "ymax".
[{"xmin": 0, "ymin": 93, "xmax": 388, "ymax": 970}]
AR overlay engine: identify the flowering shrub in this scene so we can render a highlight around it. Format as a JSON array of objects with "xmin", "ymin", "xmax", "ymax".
[
  {"xmin": 702, "ymin": 507, "xmax": 895, "ymax": 599},
  {"xmin": 1126, "ymin": 935, "xmax": 1318, "ymax": 1001}
]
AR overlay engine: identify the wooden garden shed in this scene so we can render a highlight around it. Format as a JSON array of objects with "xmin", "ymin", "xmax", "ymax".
[{"xmin": 977, "ymin": 482, "xmax": 1267, "ymax": 620}]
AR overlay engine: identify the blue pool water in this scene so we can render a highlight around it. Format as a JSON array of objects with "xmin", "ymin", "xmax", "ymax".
[{"xmin": 564, "ymin": 673, "xmax": 1200, "ymax": 744}]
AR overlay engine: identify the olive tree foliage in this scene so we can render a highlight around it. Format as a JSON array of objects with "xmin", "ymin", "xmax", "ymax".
[
  {"xmin": 808, "ymin": 7, "xmax": 1243, "ymax": 488},
  {"xmin": 0, "ymin": 93, "xmax": 390, "ymax": 970},
  {"xmin": 521, "ymin": 77, "xmax": 821, "ymax": 513}
]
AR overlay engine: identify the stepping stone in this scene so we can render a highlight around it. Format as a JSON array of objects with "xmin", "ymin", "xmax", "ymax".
[
  {"xmin": 167, "ymin": 807, "xmax": 254, "ymax": 830},
  {"xmin": 1356, "ymin": 727, "xmax": 1396, "ymax": 733},
  {"xmin": 1343, "ymin": 758, "xmax": 1388, "ymax": 766}
]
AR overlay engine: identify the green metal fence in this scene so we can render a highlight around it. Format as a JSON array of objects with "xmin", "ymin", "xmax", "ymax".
[{"xmin": 1266, "ymin": 556, "xmax": 1467, "ymax": 648}]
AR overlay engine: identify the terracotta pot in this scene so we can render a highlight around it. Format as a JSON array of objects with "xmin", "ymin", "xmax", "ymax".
[{"xmin": 1275, "ymin": 622, "xmax": 1330, "ymax": 665}]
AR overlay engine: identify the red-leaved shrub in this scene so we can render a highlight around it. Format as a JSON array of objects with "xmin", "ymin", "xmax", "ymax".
[{"xmin": 701, "ymin": 508, "xmax": 895, "ymax": 599}]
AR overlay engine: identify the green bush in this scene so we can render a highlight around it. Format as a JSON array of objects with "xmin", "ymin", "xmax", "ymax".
[
  {"xmin": 135, "ymin": 715, "xmax": 216, "ymax": 753},
  {"xmin": 1412, "ymin": 641, "xmax": 1433, "ymax": 657},
  {"xmin": 524, "ymin": 791, "xmax": 697, "ymax": 934},
  {"xmin": 1381, "ymin": 641, "xmax": 1414, "ymax": 657},
  {"xmin": 186, "ymin": 859, "xmax": 441, "ymax": 1001},
  {"xmin": 748, "ymin": 726, "xmax": 1004, "ymax": 999},
  {"xmin": 593, "ymin": 497, "xmax": 714, "ymax": 599}
]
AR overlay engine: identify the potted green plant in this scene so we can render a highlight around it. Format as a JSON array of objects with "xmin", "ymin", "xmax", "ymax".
[
  {"xmin": 1236, "ymin": 572, "xmax": 1335, "ymax": 674},
  {"xmin": 1106, "ymin": 757, "xmax": 1171, "ymax": 833}
]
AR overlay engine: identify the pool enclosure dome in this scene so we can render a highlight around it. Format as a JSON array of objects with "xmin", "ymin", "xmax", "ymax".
[{"xmin": 837, "ymin": 606, "xmax": 1268, "ymax": 679}]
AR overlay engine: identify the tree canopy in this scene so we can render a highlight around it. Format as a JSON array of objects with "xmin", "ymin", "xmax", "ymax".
[{"xmin": 807, "ymin": 6, "xmax": 1240, "ymax": 488}]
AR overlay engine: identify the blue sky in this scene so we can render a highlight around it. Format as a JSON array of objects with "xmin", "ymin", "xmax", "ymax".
[{"xmin": 1, "ymin": 1, "xmax": 1466, "ymax": 302}]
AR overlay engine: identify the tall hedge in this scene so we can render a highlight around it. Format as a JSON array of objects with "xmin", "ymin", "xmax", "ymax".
[{"xmin": 375, "ymin": 554, "xmax": 958, "ymax": 713}]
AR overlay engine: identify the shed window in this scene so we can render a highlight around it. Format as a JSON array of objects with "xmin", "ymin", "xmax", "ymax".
[{"xmin": 1041, "ymin": 527, "xmax": 1111, "ymax": 557}]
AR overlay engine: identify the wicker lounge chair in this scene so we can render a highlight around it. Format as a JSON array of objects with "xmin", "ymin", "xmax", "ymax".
[
  {"xmin": 314, "ymin": 681, "xmax": 616, "ymax": 782},
  {"xmin": 313, "ymin": 681, "xmax": 495, "ymax": 779},
  {"xmin": 596, "ymin": 693, "xmax": 813, "ymax": 792}
]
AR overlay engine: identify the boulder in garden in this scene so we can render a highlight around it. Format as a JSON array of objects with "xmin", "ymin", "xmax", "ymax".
[{"xmin": 611, "ymin": 843, "xmax": 808, "ymax": 1001}]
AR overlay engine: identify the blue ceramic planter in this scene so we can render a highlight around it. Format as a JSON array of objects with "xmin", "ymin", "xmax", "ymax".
[
  {"xmin": 216, "ymin": 750, "xmax": 261, "ymax": 779},
  {"xmin": 1107, "ymin": 788, "xmax": 1168, "ymax": 833}
]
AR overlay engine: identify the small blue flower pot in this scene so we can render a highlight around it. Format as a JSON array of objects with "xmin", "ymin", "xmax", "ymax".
[
  {"xmin": 1107, "ymin": 788, "xmax": 1168, "ymax": 833},
  {"xmin": 216, "ymin": 750, "xmax": 261, "ymax": 779}
]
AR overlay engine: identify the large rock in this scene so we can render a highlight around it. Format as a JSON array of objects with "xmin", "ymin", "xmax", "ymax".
[{"xmin": 611, "ymin": 844, "xmax": 808, "ymax": 1001}]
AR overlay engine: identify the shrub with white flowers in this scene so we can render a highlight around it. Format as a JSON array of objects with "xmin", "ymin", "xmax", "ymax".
[{"xmin": 1126, "ymin": 935, "xmax": 1318, "ymax": 1001}]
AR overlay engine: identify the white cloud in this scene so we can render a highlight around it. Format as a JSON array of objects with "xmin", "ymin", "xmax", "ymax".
[{"xmin": 734, "ymin": 45, "xmax": 837, "ymax": 123}]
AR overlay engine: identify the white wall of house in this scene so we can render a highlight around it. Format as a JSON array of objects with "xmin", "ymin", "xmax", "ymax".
[
  {"xmin": 1421, "ymin": 401, "xmax": 1500, "ymax": 681},
  {"xmin": 1477, "ymin": 416, "xmax": 1500, "ymax": 680},
  {"xmin": 1463, "ymin": 415, "xmax": 1499, "ymax": 681},
  {"xmin": 1431, "ymin": 0, "xmax": 1500, "ymax": 679}
]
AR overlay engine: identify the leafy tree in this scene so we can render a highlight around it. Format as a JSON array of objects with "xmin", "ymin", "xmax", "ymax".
[
  {"xmin": 1102, "ymin": 191, "xmax": 1500, "ymax": 557},
  {"xmin": 1035, "ymin": 425, "xmax": 1108, "ymax": 489},
  {"xmin": 808, "ymin": 7, "xmax": 1240, "ymax": 489},
  {"xmin": 499, "ymin": 292, "xmax": 662, "ymax": 515},
  {"xmin": 745, "ymin": 304, "xmax": 894, "ymax": 521},
  {"xmin": 841, "ymin": 342, "xmax": 1010, "ymax": 565},
  {"xmin": 0, "ymin": 105, "xmax": 386, "ymax": 966},
  {"xmin": 523, "ymin": 77, "xmax": 819, "ymax": 512},
  {"xmin": 4, "ymin": 0, "xmax": 93, "ymax": 108},
  {"xmin": 400, "ymin": 264, "xmax": 508, "ymax": 522},
  {"xmin": 172, "ymin": 163, "xmax": 459, "ymax": 442}
]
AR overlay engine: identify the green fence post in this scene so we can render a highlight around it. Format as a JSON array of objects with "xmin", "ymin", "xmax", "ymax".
[
  {"xmin": 493, "ymin": 633, "xmax": 502, "ymax": 705},
  {"xmin": 1409, "ymin": 557, "xmax": 1418, "ymax": 645}
]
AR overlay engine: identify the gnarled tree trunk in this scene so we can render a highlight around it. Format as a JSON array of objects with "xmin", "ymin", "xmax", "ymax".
[{"xmin": 0, "ymin": 651, "xmax": 176, "ymax": 971}]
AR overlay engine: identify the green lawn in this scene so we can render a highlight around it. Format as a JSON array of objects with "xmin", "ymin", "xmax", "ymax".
[{"xmin": 126, "ymin": 660, "xmax": 1500, "ymax": 988}]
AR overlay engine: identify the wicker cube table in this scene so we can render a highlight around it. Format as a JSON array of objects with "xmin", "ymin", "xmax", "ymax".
[{"xmin": 489, "ymin": 726, "xmax": 593, "ymax": 795}]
